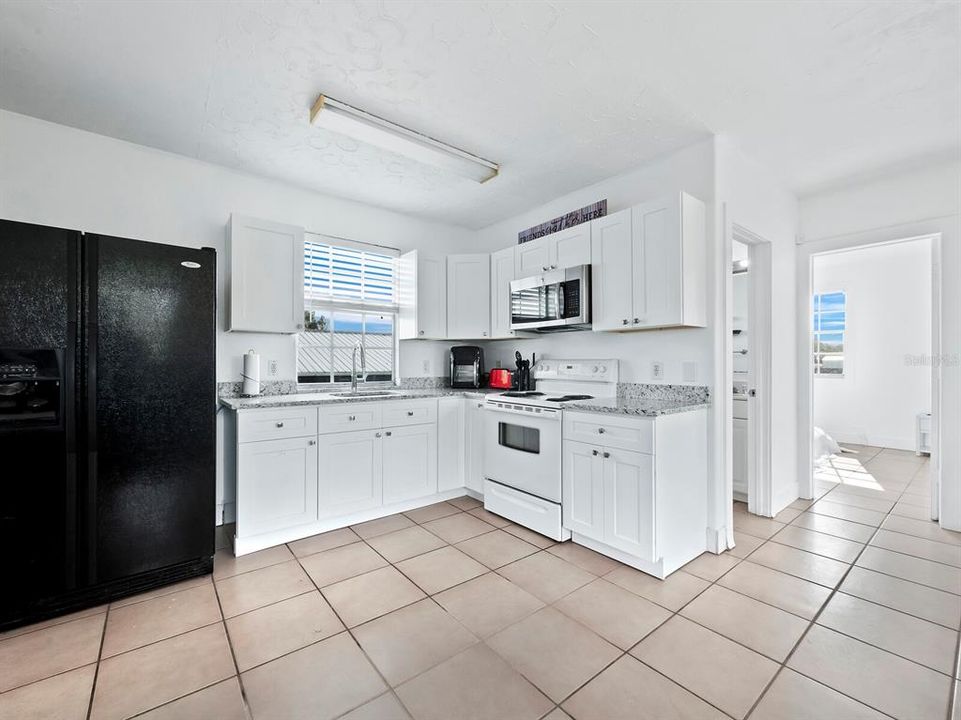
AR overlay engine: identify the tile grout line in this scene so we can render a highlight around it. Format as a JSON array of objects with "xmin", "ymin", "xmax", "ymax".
[
  {"xmin": 84, "ymin": 603, "xmax": 109, "ymax": 720},
  {"xmin": 209, "ymin": 573, "xmax": 254, "ymax": 720},
  {"xmin": 743, "ymin": 454, "xmax": 944, "ymax": 719}
]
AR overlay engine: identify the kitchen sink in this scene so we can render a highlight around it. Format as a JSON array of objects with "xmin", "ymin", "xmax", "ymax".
[{"xmin": 331, "ymin": 390, "xmax": 403, "ymax": 398}]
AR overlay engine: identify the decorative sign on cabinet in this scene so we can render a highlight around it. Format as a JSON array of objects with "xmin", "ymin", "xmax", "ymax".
[{"xmin": 228, "ymin": 214, "xmax": 305, "ymax": 333}]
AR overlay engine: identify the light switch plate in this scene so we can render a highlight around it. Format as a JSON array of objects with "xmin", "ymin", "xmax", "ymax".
[
  {"xmin": 651, "ymin": 361, "xmax": 664, "ymax": 380},
  {"xmin": 422, "ymin": 359, "xmax": 431, "ymax": 374}
]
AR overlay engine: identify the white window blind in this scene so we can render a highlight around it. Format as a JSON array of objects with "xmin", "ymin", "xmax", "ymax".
[{"xmin": 304, "ymin": 237, "xmax": 398, "ymax": 311}]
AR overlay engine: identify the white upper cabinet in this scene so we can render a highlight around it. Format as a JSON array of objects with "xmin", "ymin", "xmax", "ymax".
[
  {"xmin": 228, "ymin": 214, "xmax": 304, "ymax": 333},
  {"xmin": 550, "ymin": 224, "xmax": 592, "ymax": 269},
  {"xmin": 447, "ymin": 254, "xmax": 490, "ymax": 339},
  {"xmin": 590, "ymin": 209, "xmax": 634, "ymax": 332},
  {"xmin": 514, "ymin": 224, "xmax": 592, "ymax": 279},
  {"xmin": 490, "ymin": 246, "xmax": 517, "ymax": 339},
  {"xmin": 591, "ymin": 193, "xmax": 706, "ymax": 332},
  {"xmin": 514, "ymin": 237, "xmax": 551, "ymax": 277},
  {"xmin": 398, "ymin": 250, "xmax": 447, "ymax": 340}
]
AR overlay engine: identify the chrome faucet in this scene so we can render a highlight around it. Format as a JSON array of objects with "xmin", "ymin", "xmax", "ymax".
[{"xmin": 351, "ymin": 343, "xmax": 366, "ymax": 392}]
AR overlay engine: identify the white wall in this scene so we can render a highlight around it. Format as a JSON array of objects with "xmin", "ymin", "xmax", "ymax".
[
  {"xmin": 798, "ymin": 159, "xmax": 961, "ymax": 530},
  {"xmin": 813, "ymin": 240, "xmax": 932, "ymax": 450},
  {"xmin": 474, "ymin": 138, "xmax": 716, "ymax": 385},
  {"xmin": 0, "ymin": 110, "xmax": 475, "ymax": 522},
  {"xmin": 0, "ymin": 110, "xmax": 473, "ymax": 385}
]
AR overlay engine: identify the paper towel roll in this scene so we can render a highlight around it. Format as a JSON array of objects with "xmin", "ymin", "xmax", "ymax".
[{"xmin": 242, "ymin": 350, "xmax": 260, "ymax": 396}]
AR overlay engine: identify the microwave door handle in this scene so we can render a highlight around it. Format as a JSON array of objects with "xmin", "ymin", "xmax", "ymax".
[{"xmin": 557, "ymin": 281, "xmax": 565, "ymax": 319}]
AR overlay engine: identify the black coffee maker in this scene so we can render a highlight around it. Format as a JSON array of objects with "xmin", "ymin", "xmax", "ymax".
[{"xmin": 449, "ymin": 346, "xmax": 484, "ymax": 388}]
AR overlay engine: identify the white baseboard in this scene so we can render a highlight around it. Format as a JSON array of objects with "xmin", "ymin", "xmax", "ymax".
[{"xmin": 822, "ymin": 429, "xmax": 915, "ymax": 452}]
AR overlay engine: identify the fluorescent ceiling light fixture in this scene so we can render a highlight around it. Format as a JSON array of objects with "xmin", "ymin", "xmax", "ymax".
[{"xmin": 310, "ymin": 94, "xmax": 499, "ymax": 183}]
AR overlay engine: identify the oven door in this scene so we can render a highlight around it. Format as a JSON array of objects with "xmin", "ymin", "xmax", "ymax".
[{"xmin": 483, "ymin": 402, "xmax": 562, "ymax": 502}]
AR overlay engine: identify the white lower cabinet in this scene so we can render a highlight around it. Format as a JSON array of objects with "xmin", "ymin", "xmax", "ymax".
[
  {"xmin": 238, "ymin": 436, "xmax": 318, "ymax": 536},
  {"xmin": 562, "ymin": 409, "xmax": 707, "ymax": 578},
  {"xmin": 437, "ymin": 397, "xmax": 466, "ymax": 491},
  {"xmin": 318, "ymin": 429, "xmax": 383, "ymax": 518},
  {"xmin": 465, "ymin": 398, "xmax": 486, "ymax": 494},
  {"xmin": 382, "ymin": 424, "xmax": 438, "ymax": 504},
  {"xmin": 562, "ymin": 441, "xmax": 654, "ymax": 561}
]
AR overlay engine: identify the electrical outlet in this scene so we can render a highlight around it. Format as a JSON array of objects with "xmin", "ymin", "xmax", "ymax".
[
  {"xmin": 268, "ymin": 359, "xmax": 278, "ymax": 376},
  {"xmin": 651, "ymin": 361, "xmax": 664, "ymax": 380},
  {"xmin": 682, "ymin": 361, "xmax": 698, "ymax": 383},
  {"xmin": 495, "ymin": 359, "xmax": 502, "ymax": 368},
  {"xmin": 422, "ymin": 359, "xmax": 431, "ymax": 374}
]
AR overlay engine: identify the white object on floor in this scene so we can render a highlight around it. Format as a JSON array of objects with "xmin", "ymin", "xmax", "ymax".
[
  {"xmin": 813, "ymin": 425, "xmax": 841, "ymax": 465},
  {"xmin": 916, "ymin": 412, "xmax": 932, "ymax": 456}
]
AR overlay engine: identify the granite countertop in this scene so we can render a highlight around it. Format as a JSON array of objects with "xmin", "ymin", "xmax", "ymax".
[
  {"xmin": 563, "ymin": 396, "xmax": 711, "ymax": 417},
  {"xmin": 219, "ymin": 387, "xmax": 500, "ymax": 411}
]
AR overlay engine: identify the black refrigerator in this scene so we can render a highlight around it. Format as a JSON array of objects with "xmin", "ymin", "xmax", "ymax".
[{"xmin": 0, "ymin": 219, "xmax": 216, "ymax": 630}]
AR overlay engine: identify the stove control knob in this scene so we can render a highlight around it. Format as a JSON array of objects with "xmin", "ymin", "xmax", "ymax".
[
  {"xmin": 599, "ymin": 365, "xmax": 607, "ymax": 373},
  {"xmin": 592, "ymin": 365, "xmax": 599, "ymax": 373}
]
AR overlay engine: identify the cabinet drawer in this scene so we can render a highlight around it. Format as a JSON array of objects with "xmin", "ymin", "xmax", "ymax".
[
  {"xmin": 382, "ymin": 400, "xmax": 437, "ymax": 427},
  {"xmin": 563, "ymin": 411, "xmax": 653, "ymax": 454},
  {"xmin": 238, "ymin": 406, "xmax": 318, "ymax": 443},
  {"xmin": 318, "ymin": 403, "xmax": 382, "ymax": 434}
]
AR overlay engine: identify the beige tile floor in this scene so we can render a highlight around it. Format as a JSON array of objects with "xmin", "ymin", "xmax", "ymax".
[{"xmin": 2, "ymin": 447, "xmax": 958, "ymax": 720}]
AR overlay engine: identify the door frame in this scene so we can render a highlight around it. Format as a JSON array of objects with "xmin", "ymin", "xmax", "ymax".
[
  {"xmin": 797, "ymin": 232, "xmax": 942, "ymax": 514},
  {"xmin": 721, "ymin": 204, "xmax": 776, "ymax": 550}
]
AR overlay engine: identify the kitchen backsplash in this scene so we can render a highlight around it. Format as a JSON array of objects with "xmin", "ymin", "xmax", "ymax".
[
  {"xmin": 617, "ymin": 383, "xmax": 710, "ymax": 403},
  {"xmin": 218, "ymin": 380, "xmax": 297, "ymax": 398},
  {"xmin": 399, "ymin": 376, "xmax": 449, "ymax": 389}
]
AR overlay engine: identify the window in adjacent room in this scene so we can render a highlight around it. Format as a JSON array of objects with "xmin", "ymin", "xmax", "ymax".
[
  {"xmin": 812, "ymin": 291, "xmax": 846, "ymax": 376},
  {"xmin": 298, "ymin": 236, "xmax": 398, "ymax": 384}
]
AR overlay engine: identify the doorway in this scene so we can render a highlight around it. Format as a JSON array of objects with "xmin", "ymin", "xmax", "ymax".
[
  {"xmin": 726, "ymin": 224, "xmax": 774, "ymax": 531},
  {"xmin": 803, "ymin": 235, "xmax": 940, "ymax": 518}
]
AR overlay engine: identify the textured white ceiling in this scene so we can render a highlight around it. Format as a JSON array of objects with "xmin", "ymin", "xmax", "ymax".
[{"xmin": 1, "ymin": 1, "xmax": 958, "ymax": 229}]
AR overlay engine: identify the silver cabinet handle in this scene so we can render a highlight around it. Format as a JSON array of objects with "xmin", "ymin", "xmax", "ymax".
[
  {"xmin": 592, "ymin": 449, "xmax": 599, "ymax": 456},
  {"xmin": 633, "ymin": 318, "xmax": 640, "ymax": 324},
  {"xmin": 375, "ymin": 432, "xmax": 382, "ymax": 438},
  {"xmin": 542, "ymin": 265, "xmax": 549, "ymax": 271},
  {"xmin": 407, "ymin": 411, "xmax": 414, "ymax": 416},
  {"xmin": 550, "ymin": 264, "xmax": 557, "ymax": 270},
  {"xmin": 477, "ymin": 403, "xmax": 484, "ymax": 408},
  {"xmin": 597, "ymin": 427, "xmax": 605, "ymax": 434},
  {"xmin": 308, "ymin": 440, "xmax": 316, "ymax": 446},
  {"xmin": 622, "ymin": 318, "xmax": 629, "ymax": 325},
  {"xmin": 276, "ymin": 421, "xmax": 284, "ymax": 428},
  {"xmin": 418, "ymin": 330, "xmax": 425, "ymax": 335},
  {"xmin": 385, "ymin": 431, "xmax": 392, "ymax": 437},
  {"xmin": 348, "ymin": 415, "xmax": 356, "ymax": 421},
  {"xmin": 603, "ymin": 451, "xmax": 611, "ymax": 458},
  {"xmin": 482, "ymin": 331, "xmax": 487, "ymax": 336}
]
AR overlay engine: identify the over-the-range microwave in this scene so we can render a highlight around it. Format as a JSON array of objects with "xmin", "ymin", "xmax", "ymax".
[{"xmin": 509, "ymin": 264, "xmax": 591, "ymax": 332}]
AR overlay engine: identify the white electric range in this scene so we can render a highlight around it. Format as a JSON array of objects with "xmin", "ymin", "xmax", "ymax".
[{"xmin": 482, "ymin": 359, "xmax": 618, "ymax": 540}]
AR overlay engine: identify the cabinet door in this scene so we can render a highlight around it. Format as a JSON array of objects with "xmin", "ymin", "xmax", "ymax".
[
  {"xmin": 550, "ymin": 223, "xmax": 592, "ymax": 269},
  {"xmin": 733, "ymin": 417, "xmax": 748, "ymax": 495},
  {"xmin": 228, "ymin": 214, "xmax": 304, "ymax": 333},
  {"xmin": 490, "ymin": 246, "xmax": 516, "ymax": 339},
  {"xmin": 631, "ymin": 198, "xmax": 682, "ymax": 328},
  {"xmin": 317, "ymin": 429, "xmax": 382, "ymax": 518},
  {"xmin": 438, "ymin": 397, "xmax": 466, "ymax": 491},
  {"xmin": 562, "ymin": 441, "xmax": 604, "ymax": 541},
  {"xmin": 465, "ymin": 399, "xmax": 486, "ymax": 494},
  {"xmin": 238, "ymin": 437, "xmax": 317, "ymax": 536},
  {"xmin": 514, "ymin": 238, "xmax": 550, "ymax": 277},
  {"xmin": 398, "ymin": 251, "xmax": 447, "ymax": 340},
  {"xmin": 603, "ymin": 448, "xmax": 655, "ymax": 561},
  {"xmin": 383, "ymin": 424, "xmax": 438, "ymax": 504},
  {"xmin": 447, "ymin": 254, "xmax": 490, "ymax": 339},
  {"xmin": 590, "ymin": 209, "xmax": 634, "ymax": 332}
]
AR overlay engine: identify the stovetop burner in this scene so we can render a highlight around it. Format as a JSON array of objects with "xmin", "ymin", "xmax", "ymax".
[
  {"xmin": 545, "ymin": 394, "xmax": 594, "ymax": 402},
  {"xmin": 500, "ymin": 391, "xmax": 544, "ymax": 397}
]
